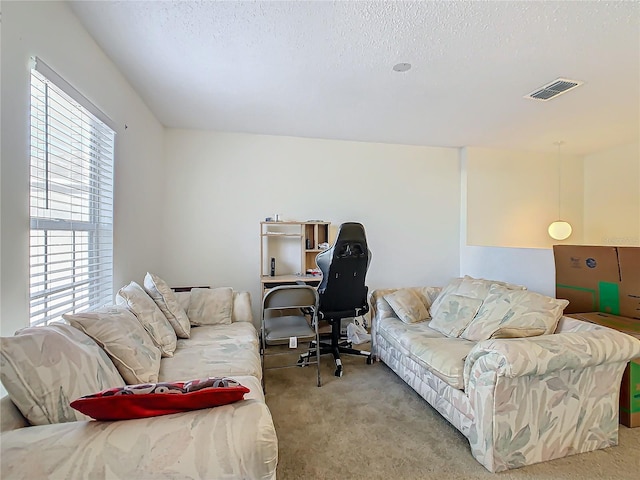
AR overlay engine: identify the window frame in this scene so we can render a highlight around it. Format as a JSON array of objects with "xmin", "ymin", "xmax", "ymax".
[{"xmin": 29, "ymin": 58, "xmax": 116, "ymax": 326}]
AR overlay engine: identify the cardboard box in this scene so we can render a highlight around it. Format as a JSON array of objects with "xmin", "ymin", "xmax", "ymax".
[
  {"xmin": 554, "ymin": 245, "xmax": 640, "ymax": 319},
  {"xmin": 618, "ymin": 247, "xmax": 640, "ymax": 320},
  {"xmin": 555, "ymin": 246, "xmax": 640, "ymax": 427},
  {"xmin": 567, "ymin": 312, "xmax": 640, "ymax": 428},
  {"xmin": 620, "ymin": 359, "xmax": 640, "ymax": 428}
]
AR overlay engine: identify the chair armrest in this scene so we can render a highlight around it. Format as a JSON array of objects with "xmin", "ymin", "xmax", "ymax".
[
  {"xmin": 1, "ymin": 400, "xmax": 277, "ymax": 479},
  {"xmin": 464, "ymin": 329, "xmax": 640, "ymax": 391}
]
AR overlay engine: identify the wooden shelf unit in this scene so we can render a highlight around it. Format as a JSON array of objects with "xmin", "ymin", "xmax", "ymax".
[{"xmin": 260, "ymin": 221, "xmax": 330, "ymax": 292}]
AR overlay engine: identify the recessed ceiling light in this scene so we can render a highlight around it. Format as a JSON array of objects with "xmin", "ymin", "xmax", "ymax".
[{"xmin": 393, "ymin": 63, "xmax": 411, "ymax": 72}]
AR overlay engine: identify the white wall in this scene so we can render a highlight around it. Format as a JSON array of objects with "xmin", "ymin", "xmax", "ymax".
[
  {"xmin": 460, "ymin": 246, "xmax": 556, "ymax": 296},
  {"xmin": 0, "ymin": 1, "xmax": 165, "ymax": 335},
  {"xmin": 583, "ymin": 142, "xmax": 640, "ymax": 245},
  {"xmin": 460, "ymin": 149, "xmax": 557, "ymax": 295},
  {"xmin": 460, "ymin": 143, "xmax": 640, "ymax": 295},
  {"xmin": 162, "ymin": 130, "xmax": 461, "ymax": 319},
  {"xmin": 465, "ymin": 147, "xmax": 584, "ymax": 249}
]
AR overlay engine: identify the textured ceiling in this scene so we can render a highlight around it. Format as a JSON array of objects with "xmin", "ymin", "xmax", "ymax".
[{"xmin": 69, "ymin": 1, "xmax": 640, "ymax": 155}]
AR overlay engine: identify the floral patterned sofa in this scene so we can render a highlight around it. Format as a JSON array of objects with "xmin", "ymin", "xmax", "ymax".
[
  {"xmin": 370, "ymin": 276, "xmax": 640, "ymax": 473},
  {"xmin": 0, "ymin": 274, "xmax": 278, "ymax": 479}
]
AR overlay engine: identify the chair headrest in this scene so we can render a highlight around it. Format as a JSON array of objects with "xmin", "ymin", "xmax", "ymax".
[{"xmin": 336, "ymin": 242, "xmax": 366, "ymax": 258}]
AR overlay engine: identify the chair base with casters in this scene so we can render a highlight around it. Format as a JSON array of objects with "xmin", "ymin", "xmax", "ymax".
[
  {"xmin": 299, "ymin": 314, "xmax": 373, "ymax": 377},
  {"xmin": 260, "ymin": 285, "xmax": 322, "ymax": 391}
]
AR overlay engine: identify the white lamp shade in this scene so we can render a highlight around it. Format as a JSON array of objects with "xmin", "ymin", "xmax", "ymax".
[{"xmin": 548, "ymin": 221, "xmax": 572, "ymax": 240}]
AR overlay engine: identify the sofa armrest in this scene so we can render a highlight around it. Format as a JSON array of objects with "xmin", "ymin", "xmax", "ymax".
[
  {"xmin": 232, "ymin": 291, "xmax": 253, "ymax": 323},
  {"xmin": 369, "ymin": 287, "xmax": 442, "ymax": 358},
  {"xmin": 369, "ymin": 288, "xmax": 401, "ymax": 321},
  {"xmin": 463, "ymin": 329, "xmax": 640, "ymax": 472},
  {"xmin": 464, "ymin": 329, "xmax": 640, "ymax": 391},
  {"xmin": 369, "ymin": 286, "xmax": 442, "ymax": 321},
  {"xmin": 1, "ymin": 400, "xmax": 277, "ymax": 480}
]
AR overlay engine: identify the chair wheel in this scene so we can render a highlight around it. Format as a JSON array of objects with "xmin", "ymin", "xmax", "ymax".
[
  {"xmin": 366, "ymin": 356, "xmax": 374, "ymax": 365},
  {"xmin": 334, "ymin": 366, "xmax": 343, "ymax": 377}
]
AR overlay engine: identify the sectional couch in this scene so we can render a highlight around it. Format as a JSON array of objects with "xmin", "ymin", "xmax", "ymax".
[
  {"xmin": 0, "ymin": 274, "xmax": 278, "ymax": 479},
  {"xmin": 370, "ymin": 276, "xmax": 640, "ymax": 472}
]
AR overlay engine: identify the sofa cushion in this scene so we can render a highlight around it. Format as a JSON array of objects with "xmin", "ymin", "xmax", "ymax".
[
  {"xmin": 430, "ymin": 276, "xmax": 526, "ymax": 322},
  {"xmin": 177, "ymin": 323, "xmax": 259, "ymax": 348},
  {"xmin": 63, "ymin": 306, "xmax": 162, "ymax": 384},
  {"xmin": 384, "ymin": 289, "xmax": 430, "ymax": 324},
  {"xmin": 370, "ymin": 287, "xmax": 441, "ymax": 323},
  {"xmin": 461, "ymin": 284, "xmax": 570, "ymax": 341},
  {"xmin": 428, "ymin": 294, "xmax": 483, "ymax": 337},
  {"xmin": 187, "ymin": 287, "xmax": 234, "ymax": 326},
  {"xmin": 407, "ymin": 337, "xmax": 476, "ymax": 389},
  {"xmin": 175, "ymin": 290, "xmax": 191, "ymax": 312},
  {"xmin": 456, "ymin": 275, "xmax": 525, "ymax": 298},
  {"xmin": 159, "ymin": 328, "xmax": 262, "ymax": 382},
  {"xmin": 116, "ymin": 281, "xmax": 178, "ymax": 357},
  {"xmin": 376, "ymin": 316, "xmax": 473, "ymax": 389},
  {"xmin": 1, "ymin": 388, "xmax": 278, "ymax": 480},
  {"xmin": 428, "ymin": 277, "xmax": 464, "ymax": 318},
  {"xmin": 143, "ymin": 272, "xmax": 191, "ymax": 339},
  {"xmin": 176, "ymin": 290, "xmax": 253, "ymax": 324},
  {"xmin": 377, "ymin": 315, "xmax": 445, "ymax": 351},
  {"xmin": 227, "ymin": 375, "xmax": 266, "ymax": 402},
  {"xmin": 0, "ymin": 323, "xmax": 124, "ymax": 425},
  {"xmin": 70, "ymin": 377, "xmax": 250, "ymax": 421}
]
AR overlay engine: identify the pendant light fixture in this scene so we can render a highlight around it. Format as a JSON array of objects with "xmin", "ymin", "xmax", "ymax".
[{"xmin": 548, "ymin": 141, "xmax": 572, "ymax": 240}]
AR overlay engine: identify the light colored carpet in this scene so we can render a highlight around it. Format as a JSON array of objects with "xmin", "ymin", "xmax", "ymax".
[{"xmin": 263, "ymin": 345, "xmax": 640, "ymax": 480}]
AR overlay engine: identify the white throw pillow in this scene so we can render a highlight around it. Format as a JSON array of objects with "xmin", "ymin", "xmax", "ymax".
[
  {"xmin": 461, "ymin": 284, "xmax": 569, "ymax": 341},
  {"xmin": 64, "ymin": 306, "xmax": 162, "ymax": 384},
  {"xmin": 428, "ymin": 277, "xmax": 464, "ymax": 319},
  {"xmin": 384, "ymin": 289, "xmax": 430, "ymax": 324},
  {"xmin": 428, "ymin": 294, "xmax": 483, "ymax": 338},
  {"xmin": 143, "ymin": 272, "xmax": 191, "ymax": 339},
  {"xmin": 116, "ymin": 281, "xmax": 178, "ymax": 357},
  {"xmin": 231, "ymin": 291, "xmax": 253, "ymax": 323},
  {"xmin": 175, "ymin": 291, "xmax": 191, "ymax": 312},
  {"xmin": 0, "ymin": 323, "xmax": 124, "ymax": 425},
  {"xmin": 456, "ymin": 275, "xmax": 526, "ymax": 298},
  {"xmin": 188, "ymin": 287, "xmax": 234, "ymax": 326},
  {"xmin": 430, "ymin": 275, "xmax": 526, "ymax": 319}
]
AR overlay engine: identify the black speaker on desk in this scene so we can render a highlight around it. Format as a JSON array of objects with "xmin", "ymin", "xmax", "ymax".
[{"xmin": 270, "ymin": 257, "xmax": 275, "ymax": 277}]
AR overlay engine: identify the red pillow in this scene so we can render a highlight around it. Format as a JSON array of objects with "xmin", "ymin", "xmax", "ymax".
[{"xmin": 70, "ymin": 377, "xmax": 250, "ymax": 421}]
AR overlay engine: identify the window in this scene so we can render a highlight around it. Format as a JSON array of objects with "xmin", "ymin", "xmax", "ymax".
[{"xmin": 29, "ymin": 58, "xmax": 116, "ymax": 326}]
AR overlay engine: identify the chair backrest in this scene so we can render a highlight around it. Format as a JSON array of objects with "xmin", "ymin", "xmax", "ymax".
[
  {"xmin": 262, "ymin": 285, "xmax": 318, "ymax": 311},
  {"xmin": 315, "ymin": 222, "xmax": 371, "ymax": 319}
]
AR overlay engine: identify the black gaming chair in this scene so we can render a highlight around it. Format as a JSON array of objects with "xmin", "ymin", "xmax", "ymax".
[{"xmin": 306, "ymin": 222, "xmax": 373, "ymax": 377}]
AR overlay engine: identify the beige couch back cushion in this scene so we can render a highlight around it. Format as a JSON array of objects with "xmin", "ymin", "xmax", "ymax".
[{"xmin": 0, "ymin": 323, "xmax": 124, "ymax": 425}]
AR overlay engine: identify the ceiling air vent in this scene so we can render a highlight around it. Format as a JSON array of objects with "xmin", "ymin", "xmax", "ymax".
[{"xmin": 525, "ymin": 78, "xmax": 583, "ymax": 101}]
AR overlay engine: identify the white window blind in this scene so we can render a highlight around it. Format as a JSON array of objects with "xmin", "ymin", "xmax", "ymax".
[{"xmin": 29, "ymin": 58, "xmax": 115, "ymax": 326}]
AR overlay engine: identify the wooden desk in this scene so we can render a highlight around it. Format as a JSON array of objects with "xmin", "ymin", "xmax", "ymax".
[{"xmin": 261, "ymin": 274, "xmax": 322, "ymax": 293}]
